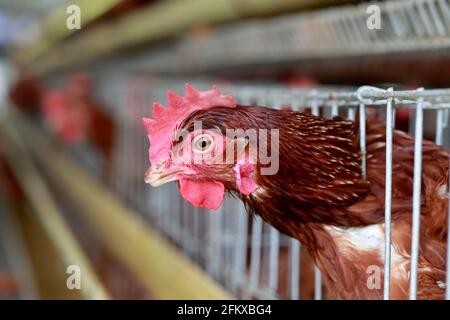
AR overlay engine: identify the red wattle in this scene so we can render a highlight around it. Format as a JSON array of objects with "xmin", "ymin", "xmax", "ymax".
[{"xmin": 179, "ymin": 178, "xmax": 225, "ymax": 210}]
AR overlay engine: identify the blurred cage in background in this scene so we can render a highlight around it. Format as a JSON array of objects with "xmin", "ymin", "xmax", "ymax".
[
  {"xmin": 131, "ymin": 0, "xmax": 450, "ymax": 73},
  {"xmin": 1, "ymin": 0, "xmax": 450, "ymax": 300},
  {"xmin": 56, "ymin": 74, "xmax": 450, "ymax": 300}
]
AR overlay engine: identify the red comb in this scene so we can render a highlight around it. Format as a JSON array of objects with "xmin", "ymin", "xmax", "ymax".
[{"xmin": 142, "ymin": 83, "xmax": 236, "ymax": 162}]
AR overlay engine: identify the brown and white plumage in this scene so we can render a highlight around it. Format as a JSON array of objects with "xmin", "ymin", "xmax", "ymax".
[{"xmin": 144, "ymin": 86, "xmax": 449, "ymax": 299}]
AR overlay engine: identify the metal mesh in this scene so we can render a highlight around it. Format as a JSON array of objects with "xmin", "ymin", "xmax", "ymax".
[{"xmin": 70, "ymin": 75, "xmax": 450, "ymax": 299}]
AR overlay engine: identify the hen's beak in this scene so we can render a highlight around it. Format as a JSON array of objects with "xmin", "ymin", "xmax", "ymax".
[{"xmin": 144, "ymin": 166, "xmax": 182, "ymax": 187}]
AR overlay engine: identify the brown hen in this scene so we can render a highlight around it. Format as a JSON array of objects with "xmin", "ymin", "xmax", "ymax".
[{"xmin": 143, "ymin": 85, "xmax": 449, "ymax": 299}]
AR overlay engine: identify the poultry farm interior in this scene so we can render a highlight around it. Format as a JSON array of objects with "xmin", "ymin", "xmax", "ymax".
[{"xmin": 0, "ymin": 0, "xmax": 449, "ymax": 302}]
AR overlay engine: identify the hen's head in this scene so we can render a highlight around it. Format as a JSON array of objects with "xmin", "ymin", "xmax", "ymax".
[
  {"xmin": 143, "ymin": 84, "xmax": 368, "ymax": 216},
  {"xmin": 66, "ymin": 73, "xmax": 92, "ymax": 98},
  {"xmin": 142, "ymin": 83, "xmax": 266, "ymax": 210},
  {"xmin": 41, "ymin": 89, "xmax": 89, "ymax": 144}
]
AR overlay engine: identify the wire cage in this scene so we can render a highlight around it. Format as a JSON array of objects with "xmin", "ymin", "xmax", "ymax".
[
  {"xmin": 125, "ymin": 0, "xmax": 450, "ymax": 73},
  {"xmin": 57, "ymin": 74, "xmax": 449, "ymax": 300}
]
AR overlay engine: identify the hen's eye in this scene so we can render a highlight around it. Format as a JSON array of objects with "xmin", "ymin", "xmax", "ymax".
[
  {"xmin": 193, "ymin": 134, "xmax": 213, "ymax": 153},
  {"xmin": 199, "ymin": 139, "xmax": 208, "ymax": 149}
]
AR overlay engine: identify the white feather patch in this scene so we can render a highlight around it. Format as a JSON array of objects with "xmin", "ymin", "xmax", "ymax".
[{"xmin": 325, "ymin": 224, "xmax": 409, "ymax": 281}]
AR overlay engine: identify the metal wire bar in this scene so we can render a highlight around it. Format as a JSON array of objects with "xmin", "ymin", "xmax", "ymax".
[
  {"xmin": 311, "ymin": 92, "xmax": 320, "ymax": 116},
  {"xmin": 225, "ymin": 202, "xmax": 237, "ymax": 288},
  {"xmin": 268, "ymin": 226, "xmax": 280, "ymax": 292},
  {"xmin": 383, "ymin": 88, "xmax": 394, "ymax": 300},
  {"xmin": 191, "ymin": 206, "xmax": 200, "ymax": 262},
  {"xmin": 409, "ymin": 90, "xmax": 425, "ymax": 300},
  {"xmin": 223, "ymin": 83, "xmax": 450, "ymax": 109},
  {"xmin": 164, "ymin": 186, "xmax": 173, "ymax": 240},
  {"xmin": 331, "ymin": 100, "xmax": 339, "ymax": 117},
  {"xmin": 248, "ymin": 217, "xmax": 263, "ymax": 298},
  {"xmin": 392, "ymin": 107, "xmax": 396, "ymax": 129},
  {"xmin": 288, "ymin": 95, "xmax": 302, "ymax": 300},
  {"xmin": 359, "ymin": 103, "xmax": 367, "ymax": 179},
  {"xmin": 347, "ymin": 106, "xmax": 355, "ymax": 121},
  {"xmin": 444, "ymin": 109, "xmax": 450, "ymax": 128},
  {"xmin": 231, "ymin": 201, "xmax": 248, "ymax": 294},
  {"xmin": 314, "ymin": 266, "xmax": 322, "ymax": 300},
  {"xmin": 289, "ymin": 239, "xmax": 300, "ymax": 300},
  {"xmin": 170, "ymin": 186, "xmax": 180, "ymax": 244},
  {"xmin": 208, "ymin": 209, "xmax": 222, "ymax": 280},
  {"xmin": 436, "ymin": 109, "xmax": 445, "ymax": 145},
  {"xmin": 356, "ymin": 87, "xmax": 450, "ymax": 102}
]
